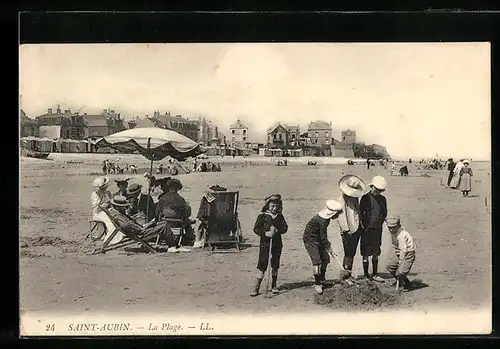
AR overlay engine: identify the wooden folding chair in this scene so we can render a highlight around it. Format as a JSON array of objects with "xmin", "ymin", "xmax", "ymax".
[
  {"xmin": 205, "ymin": 191, "xmax": 242, "ymax": 253},
  {"xmin": 93, "ymin": 207, "xmax": 159, "ymax": 254},
  {"xmin": 153, "ymin": 218, "xmax": 187, "ymax": 248},
  {"xmin": 86, "ymin": 220, "xmax": 106, "ymax": 241}
]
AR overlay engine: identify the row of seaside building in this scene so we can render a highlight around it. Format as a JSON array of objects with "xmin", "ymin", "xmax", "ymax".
[{"xmin": 20, "ymin": 105, "xmax": 357, "ymax": 157}]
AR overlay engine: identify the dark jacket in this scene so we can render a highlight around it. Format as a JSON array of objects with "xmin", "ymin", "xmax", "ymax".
[
  {"xmin": 303, "ymin": 214, "xmax": 331, "ymax": 246},
  {"xmin": 253, "ymin": 212, "xmax": 288, "ymax": 245},
  {"xmin": 448, "ymin": 161, "xmax": 456, "ymax": 172},
  {"xmin": 155, "ymin": 191, "xmax": 190, "ymax": 222},
  {"xmin": 360, "ymin": 192, "xmax": 388, "ymax": 229}
]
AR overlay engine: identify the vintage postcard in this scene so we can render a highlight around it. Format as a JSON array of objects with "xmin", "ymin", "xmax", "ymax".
[{"xmin": 19, "ymin": 43, "xmax": 491, "ymax": 336}]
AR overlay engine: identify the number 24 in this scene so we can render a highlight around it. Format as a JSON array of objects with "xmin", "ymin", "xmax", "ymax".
[{"xmin": 46, "ymin": 324, "xmax": 55, "ymax": 331}]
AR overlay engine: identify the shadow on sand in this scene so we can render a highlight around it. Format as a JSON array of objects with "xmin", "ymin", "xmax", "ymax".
[
  {"xmin": 279, "ymin": 279, "xmax": 342, "ymax": 292},
  {"xmin": 407, "ymin": 279, "xmax": 430, "ymax": 292},
  {"xmin": 376, "ymin": 272, "xmax": 419, "ymax": 279}
]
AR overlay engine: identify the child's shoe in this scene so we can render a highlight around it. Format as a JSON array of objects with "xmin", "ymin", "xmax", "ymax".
[
  {"xmin": 372, "ymin": 274, "xmax": 385, "ymax": 283},
  {"xmin": 250, "ymin": 278, "xmax": 263, "ymax": 297}
]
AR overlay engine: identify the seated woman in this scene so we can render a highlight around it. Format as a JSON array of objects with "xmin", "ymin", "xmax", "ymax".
[
  {"xmin": 155, "ymin": 178, "xmax": 196, "ymax": 246},
  {"xmin": 195, "ymin": 184, "xmax": 227, "ymax": 248},
  {"xmin": 90, "ymin": 176, "xmax": 126, "ymax": 244}
]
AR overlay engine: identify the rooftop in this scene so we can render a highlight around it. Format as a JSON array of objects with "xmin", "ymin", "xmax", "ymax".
[
  {"xmin": 308, "ymin": 120, "xmax": 332, "ymax": 130},
  {"xmin": 230, "ymin": 119, "xmax": 248, "ymax": 129},
  {"xmin": 85, "ymin": 118, "xmax": 108, "ymax": 127}
]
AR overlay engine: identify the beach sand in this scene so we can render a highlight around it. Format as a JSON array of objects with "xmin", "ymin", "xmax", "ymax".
[{"xmin": 20, "ymin": 154, "xmax": 491, "ymax": 317}]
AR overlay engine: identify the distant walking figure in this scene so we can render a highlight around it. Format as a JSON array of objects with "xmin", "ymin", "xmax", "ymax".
[
  {"xmin": 459, "ymin": 160, "xmax": 473, "ymax": 197},
  {"xmin": 446, "ymin": 158, "xmax": 456, "ymax": 187},
  {"xmin": 450, "ymin": 159, "xmax": 465, "ymax": 189}
]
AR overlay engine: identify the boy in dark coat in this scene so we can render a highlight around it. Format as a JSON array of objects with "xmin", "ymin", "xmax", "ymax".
[
  {"xmin": 250, "ymin": 194, "xmax": 288, "ymax": 296},
  {"xmin": 303, "ymin": 200, "xmax": 343, "ymax": 295},
  {"xmin": 360, "ymin": 175, "xmax": 388, "ymax": 282}
]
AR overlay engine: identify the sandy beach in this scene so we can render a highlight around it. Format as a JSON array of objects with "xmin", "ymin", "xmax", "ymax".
[{"xmin": 20, "ymin": 154, "xmax": 491, "ymax": 319}]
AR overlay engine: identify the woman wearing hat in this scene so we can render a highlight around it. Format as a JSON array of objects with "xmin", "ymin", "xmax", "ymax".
[
  {"xmin": 250, "ymin": 194, "xmax": 288, "ymax": 296},
  {"xmin": 337, "ymin": 174, "xmax": 366, "ymax": 276},
  {"xmin": 459, "ymin": 160, "xmax": 473, "ymax": 197},
  {"xmin": 194, "ymin": 184, "xmax": 228, "ymax": 249},
  {"xmin": 113, "ymin": 178, "xmax": 131, "ymax": 197},
  {"xmin": 155, "ymin": 178, "xmax": 196, "ymax": 244},
  {"xmin": 303, "ymin": 200, "xmax": 343, "ymax": 294},
  {"xmin": 90, "ymin": 176, "xmax": 126, "ymax": 244},
  {"xmin": 359, "ymin": 175, "xmax": 388, "ymax": 282}
]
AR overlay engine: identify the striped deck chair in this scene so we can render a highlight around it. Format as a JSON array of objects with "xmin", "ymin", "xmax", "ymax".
[{"xmin": 93, "ymin": 206, "xmax": 164, "ymax": 254}]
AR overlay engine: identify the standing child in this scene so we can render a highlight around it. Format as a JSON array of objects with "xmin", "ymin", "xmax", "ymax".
[
  {"xmin": 386, "ymin": 216, "xmax": 416, "ymax": 292},
  {"xmin": 390, "ymin": 162, "xmax": 396, "ymax": 176},
  {"xmin": 250, "ymin": 194, "xmax": 288, "ymax": 297},
  {"xmin": 360, "ymin": 176, "xmax": 388, "ymax": 282},
  {"xmin": 303, "ymin": 200, "xmax": 343, "ymax": 295},
  {"xmin": 459, "ymin": 160, "xmax": 473, "ymax": 197}
]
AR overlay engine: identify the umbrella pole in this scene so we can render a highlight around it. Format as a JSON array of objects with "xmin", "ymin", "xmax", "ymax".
[{"xmin": 146, "ymin": 138, "xmax": 153, "ymax": 219}]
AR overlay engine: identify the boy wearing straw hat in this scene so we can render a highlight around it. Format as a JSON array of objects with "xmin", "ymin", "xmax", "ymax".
[
  {"xmin": 386, "ymin": 216, "xmax": 416, "ymax": 292},
  {"xmin": 360, "ymin": 175, "xmax": 388, "ymax": 282},
  {"xmin": 250, "ymin": 194, "xmax": 288, "ymax": 297},
  {"xmin": 337, "ymin": 175, "xmax": 366, "ymax": 276},
  {"xmin": 303, "ymin": 200, "xmax": 343, "ymax": 294}
]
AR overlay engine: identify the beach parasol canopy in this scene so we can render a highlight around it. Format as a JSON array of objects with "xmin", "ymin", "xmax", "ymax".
[{"xmin": 95, "ymin": 127, "xmax": 205, "ymax": 161}]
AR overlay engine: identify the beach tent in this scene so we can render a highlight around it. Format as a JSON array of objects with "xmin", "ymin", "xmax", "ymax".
[{"xmin": 39, "ymin": 137, "xmax": 53, "ymax": 153}]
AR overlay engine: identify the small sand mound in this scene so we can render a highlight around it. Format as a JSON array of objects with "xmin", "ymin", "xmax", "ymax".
[
  {"xmin": 419, "ymin": 173, "xmax": 432, "ymax": 177},
  {"xmin": 315, "ymin": 279, "xmax": 399, "ymax": 310},
  {"xmin": 21, "ymin": 236, "xmax": 78, "ymax": 248}
]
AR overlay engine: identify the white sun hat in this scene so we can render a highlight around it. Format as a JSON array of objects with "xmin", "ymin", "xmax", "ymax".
[
  {"xmin": 338, "ymin": 175, "xmax": 366, "ymax": 198},
  {"xmin": 370, "ymin": 175, "xmax": 388, "ymax": 191},
  {"xmin": 318, "ymin": 200, "xmax": 343, "ymax": 219},
  {"xmin": 93, "ymin": 176, "xmax": 110, "ymax": 189}
]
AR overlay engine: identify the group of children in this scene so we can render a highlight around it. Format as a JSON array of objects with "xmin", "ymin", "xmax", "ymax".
[{"xmin": 250, "ymin": 174, "xmax": 417, "ymax": 297}]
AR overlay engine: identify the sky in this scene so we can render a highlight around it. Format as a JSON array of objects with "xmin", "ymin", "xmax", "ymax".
[{"xmin": 19, "ymin": 43, "xmax": 491, "ymax": 160}]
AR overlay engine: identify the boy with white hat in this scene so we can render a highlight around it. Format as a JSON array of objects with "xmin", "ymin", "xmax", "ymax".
[
  {"xmin": 385, "ymin": 216, "xmax": 416, "ymax": 292},
  {"xmin": 360, "ymin": 175, "xmax": 388, "ymax": 282},
  {"xmin": 303, "ymin": 200, "xmax": 343, "ymax": 294}
]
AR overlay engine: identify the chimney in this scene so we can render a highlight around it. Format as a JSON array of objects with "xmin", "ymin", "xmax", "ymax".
[
  {"xmin": 56, "ymin": 105, "xmax": 61, "ymax": 113},
  {"xmin": 48, "ymin": 108, "xmax": 53, "ymax": 114}
]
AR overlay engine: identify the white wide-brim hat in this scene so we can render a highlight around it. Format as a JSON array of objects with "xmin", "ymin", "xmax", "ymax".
[
  {"xmin": 370, "ymin": 175, "xmax": 387, "ymax": 191},
  {"xmin": 93, "ymin": 176, "xmax": 110, "ymax": 189},
  {"xmin": 463, "ymin": 160, "xmax": 470, "ymax": 164},
  {"xmin": 318, "ymin": 200, "xmax": 343, "ymax": 219},
  {"xmin": 339, "ymin": 174, "xmax": 366, "ymax": 198}
]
